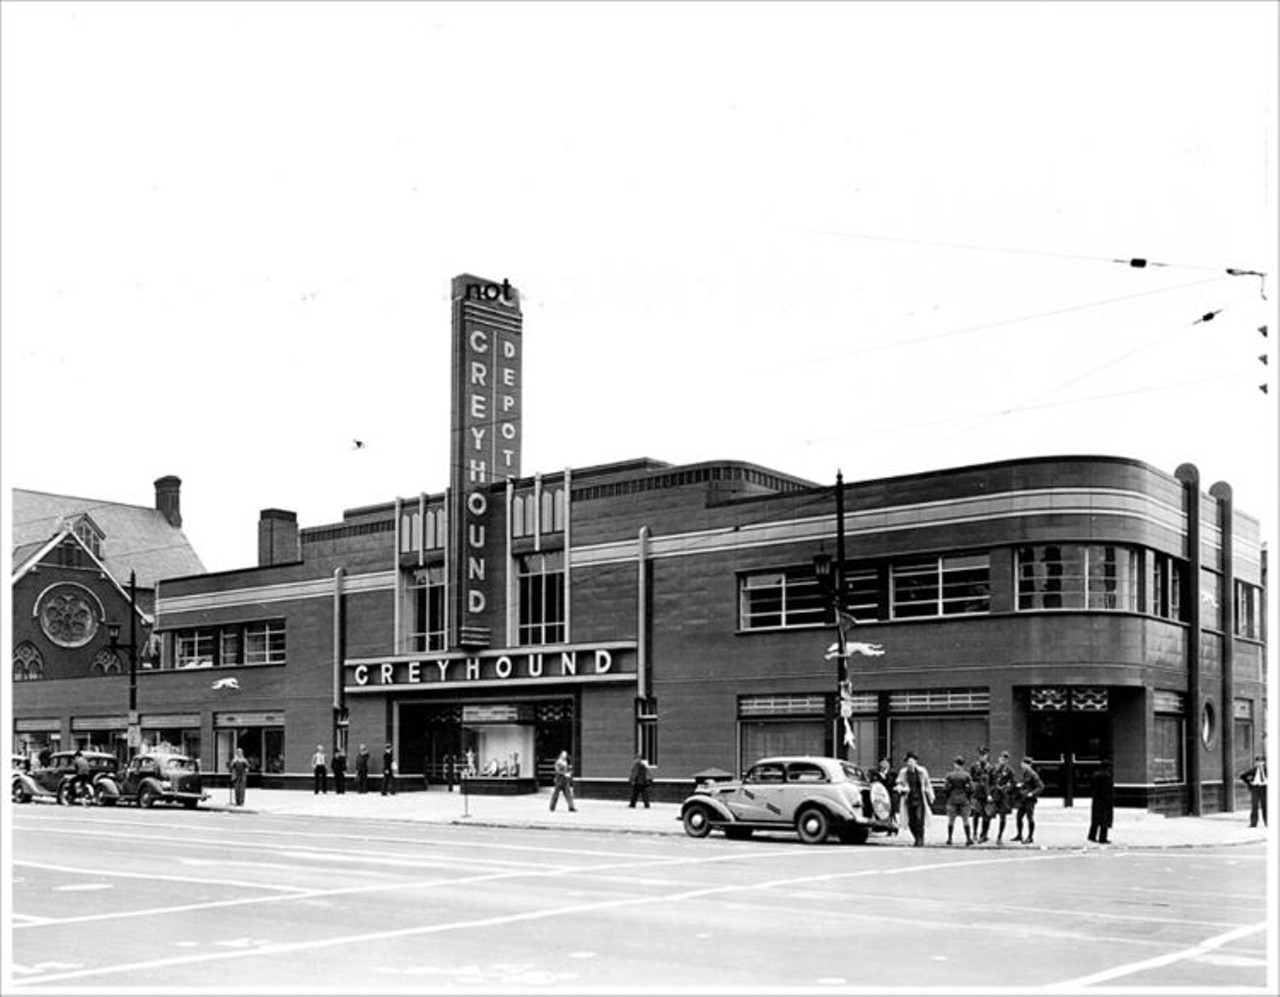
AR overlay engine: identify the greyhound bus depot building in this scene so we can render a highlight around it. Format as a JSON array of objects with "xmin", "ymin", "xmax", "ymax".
[{"xmin": 147, "ymin": 452, "xmax": 1268, "ymax": 815}]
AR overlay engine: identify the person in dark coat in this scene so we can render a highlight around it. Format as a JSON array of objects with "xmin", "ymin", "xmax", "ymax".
[
  {"xmin": 1239, "ymin": 755, "xmax": 1268, "ymax": 827},
  {"xmin": 444, "ymin": 753, "xmax": 456, "ymax": 792},
  {"xmin": 229, "ymin": 747, "xmax": 250, "ymax": 806},
  {"xmin": 628, "ymin": 753, "xmax": 654, "ymax": 808},
  {"xmin": 331, "ymin": 747, "xmax": 347, "ymax": 795},
  {"xmin": 990, "ymin": 750, "xmax": 1017, "ymax": 845},
  {"xmin": 1014, "ymin": 756, "xmax": 1044, "ymax": 844},
  {"xmin": 381, "ymin": 743, "xmax": 397, "ymax": 796},
  {"xmin": 1088, "ymin": 760, "xmax": 1114, "ymax": 844},
  {"xmin": 355, "ymin": 744, "xmax": 370, "ymax": 794},
  {"xmin": 968, "ymin": 746, "xmax": 994, "ymax": 843}
]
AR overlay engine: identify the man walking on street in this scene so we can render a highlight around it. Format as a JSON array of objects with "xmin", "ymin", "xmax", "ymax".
[
  {"xmin": 229, "ymin": 747, "xmax": 249, "ymax": 807},
  {"xmin": 550, "ymin": 750, "xmax": 577, "ymax": 812},
  {"xmin": 628, "ymin": 753, "xmax": 653, "ymax": 808},
  {"xmin": 1240, "ymin": 754, "xmax": 1268, "ymax": 827}
]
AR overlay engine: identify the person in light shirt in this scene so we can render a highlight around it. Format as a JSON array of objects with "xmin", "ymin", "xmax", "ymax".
[{"xmin": 1240, "ymin": 755, "xmax": 1268, "ymax": 828}]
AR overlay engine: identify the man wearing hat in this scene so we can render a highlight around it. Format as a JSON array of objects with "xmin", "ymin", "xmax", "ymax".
[
  {"xmin": 894, "ymin": 751, "xmax": 935, "ymax": 847},
  {"xmin": 1239, "ymin": 754, "xmax": 1268, "ymax": 827}
]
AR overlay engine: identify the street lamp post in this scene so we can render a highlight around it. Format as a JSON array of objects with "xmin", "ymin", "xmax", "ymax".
[
  {"xmin": 814, "ymin": 471, "xmax": 852, "ymax": 762},
  {"xmin": 107, "ymin": 569, "xmax": 140, "ymax": 757}
]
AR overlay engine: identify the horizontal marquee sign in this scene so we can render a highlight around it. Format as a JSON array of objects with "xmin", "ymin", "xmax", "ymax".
[{"xmin": 345, "ymin": 643, "xmax": 637, "ymax": 693}]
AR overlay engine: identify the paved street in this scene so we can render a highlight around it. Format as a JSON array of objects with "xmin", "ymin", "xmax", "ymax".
[{"xmin": 8, "ymin": 801, "xmax": 1271, "ymax": 992}]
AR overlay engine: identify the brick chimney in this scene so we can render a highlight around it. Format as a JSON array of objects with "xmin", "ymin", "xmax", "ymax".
[
  {"xmin": 154, "ymin": 476, "xmax": 182, "ymax": 527},
  {"xmin": 258, "ymin": 509, "xmax": 300, "ymax": 567}
]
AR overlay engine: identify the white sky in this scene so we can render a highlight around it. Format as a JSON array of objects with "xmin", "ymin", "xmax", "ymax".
[{"xmin": 3, "ymin": 1, "xmax": 1277, "ymax": 581}]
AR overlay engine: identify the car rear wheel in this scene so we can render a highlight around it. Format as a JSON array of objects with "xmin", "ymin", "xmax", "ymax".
[
  {"xmin": 57, "ymin": 783, "xmax": 72, "ymax": 806},
  {"xmin": 796, "ymin": 806, "xmax": 831, "ymax": 844},
  {"xmin": 723, "ymin": 826, "xmax": 753, "ymax": 840},
  {"xmin": 139, "ymin": 786, "xmax": 157, "ymax": 809},
  {"xmin": 682, "ymin": 803, "xmax": 715, "ymax": 838}
]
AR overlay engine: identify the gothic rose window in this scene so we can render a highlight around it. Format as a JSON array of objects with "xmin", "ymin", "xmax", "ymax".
[{"xmin": 37, "ymin": 584, "xmax": 100, "ymax": 648}]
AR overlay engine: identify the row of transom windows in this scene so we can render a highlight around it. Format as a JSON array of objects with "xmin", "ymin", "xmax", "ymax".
[
  {"xmin": 739, "ymin": 544, "xmax": 1261, "ymax": 633},
  {"xmin": 397, "ymin": 487, "xmax": 566, "ymax": 554}
]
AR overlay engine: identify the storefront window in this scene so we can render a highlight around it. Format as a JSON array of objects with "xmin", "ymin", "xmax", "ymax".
[{"xmin": 215, "ymin": 725, "xmax": 285, "ymax": 775}]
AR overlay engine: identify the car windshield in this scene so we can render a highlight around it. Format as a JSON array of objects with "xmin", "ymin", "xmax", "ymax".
[
  {"xmin": 163, "ymin": 757, "xmax": 197, "ymax": 773},
  {"xmin": 88, "ymin": 757, "xmax": 116, "ymax": 770}
]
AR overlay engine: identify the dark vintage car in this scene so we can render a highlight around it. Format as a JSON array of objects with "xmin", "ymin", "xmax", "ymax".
[
  {"xmin": 11, "ymin": 750, "xmax": 120, "ymax": 805},
  {"xmin": 97, "ymin": 751, "xmax": 209, "ymax": 809},
  {"xmin": 680, "ymin": 755, "xmax": 896, "ymax": 844}
]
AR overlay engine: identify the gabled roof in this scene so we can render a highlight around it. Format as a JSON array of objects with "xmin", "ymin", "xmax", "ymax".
[
  {"xmin": 12, "ymin": 488, "xmax": 205, "ymax": 589},
  {"xmin": 13, "ymin": 527, "xmax": 154, "ymax": 625}
]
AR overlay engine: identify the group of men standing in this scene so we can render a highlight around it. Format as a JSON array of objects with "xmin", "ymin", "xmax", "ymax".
[
  {"xmin": 871, "ymin": 747, "xmax": 1089, "ymax": 848},
  {"xmin": 306, "ymin": 744, "xmax": 397, "ymax": 795}
]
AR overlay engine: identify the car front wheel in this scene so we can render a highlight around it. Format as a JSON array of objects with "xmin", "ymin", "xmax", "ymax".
[
  {"xmin": 139, "ymin": 786, "xmax": 157, "ymax": 809},
  {"xmin": 12, "ymin": 781, "xmax": 31, "ymax": 804},
  {"xmin": 56, "ymin": 783, "xmax": 72, "ymax": 806},
  {"xmin": 796, "ymin": 806, "xmax": 831, "ymax": 844},
  {"xmin": 682, "ymin": 803, "xmax": 715, "ymax": 838}
]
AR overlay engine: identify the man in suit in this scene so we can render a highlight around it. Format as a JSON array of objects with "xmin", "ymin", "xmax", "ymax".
[
  {"xmin": 1088, "ymin": 760, "xmax": 1114, "ymax": 844},
  {"xmin": 628, "ymin": 753, "xmax": 653, "ymax": 808},
  {"xmin": 355, "ymin": 744, "xmax": 370, "ymax": 794},
  {"xmin": 1239, "ymin": 755, "xmax": 1268, "ymax": 828},
  {"xmin": 895, "ymin": 752, "xmax": 935, "ymax": 847},
  {"xmin": 331, "ymin": 746, "xmax": 347, "ymax": 795},
  {"xmin": 381, "ymin": 743, "xmax": 397, "ymax": 796}
]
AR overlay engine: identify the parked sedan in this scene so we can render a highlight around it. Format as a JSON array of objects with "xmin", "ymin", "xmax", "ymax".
[
  {"xmin": 11, "ymin": 750, "xmax": 120, "ymax": 805},
  {"xmin": 97, "ymin": 751, "xmax": 209, "ymax": 809},
  {"xmin": 680, "ymin": 755, "xmax": 895, "ymax": 844}
]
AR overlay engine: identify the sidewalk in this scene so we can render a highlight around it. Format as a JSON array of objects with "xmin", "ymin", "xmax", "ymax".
[{"xmin": 210, "ymin": 786, "xmax": 1269, "ymax": 850}]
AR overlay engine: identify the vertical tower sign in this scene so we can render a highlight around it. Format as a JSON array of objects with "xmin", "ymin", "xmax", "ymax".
[{"xmin": 449, "ymin": 274, "xmax": 522, "ymax": 648}]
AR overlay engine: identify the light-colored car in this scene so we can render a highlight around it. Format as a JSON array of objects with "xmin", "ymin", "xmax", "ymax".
[{"xmin": 680, "ymin": 755, "xmax": 895, "ymax": 845}]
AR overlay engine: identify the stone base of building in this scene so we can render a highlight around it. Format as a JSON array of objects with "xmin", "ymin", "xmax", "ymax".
[{"xmin": 459, "ymin": 777, "xmax": 538, "ymax": 795}]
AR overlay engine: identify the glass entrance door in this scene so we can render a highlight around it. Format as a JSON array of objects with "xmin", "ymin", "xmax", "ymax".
[{"xmin": 1027, "ymin": 692, "xmax": 1111, "ymax": 804}]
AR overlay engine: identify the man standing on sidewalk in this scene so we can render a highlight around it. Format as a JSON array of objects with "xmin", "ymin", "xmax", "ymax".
[
  {"xmin": 1240, "ymin": 755, "xmax": 1268, "ymax": 827},
  {"xmin": 1088, "ymin": 760, "xmax": 1114, "ymax": 844},
  {"xmin": 1014, "ymin": 756, "xmax": 1043, "ymax": 844},
  {"xmin": 381, "ymin": 743, "xmax": 397, "ymax": 796},
  {"xmin": 356, "ymin": 744, "xmax": 370, "ymax": 794},
  {"xmin": 311, "ymin": 745, "xmax": 328, "ymax": 795},
  {"xmin": 331, "ymin": 746, "xmax": 347, "ymax": 795}
]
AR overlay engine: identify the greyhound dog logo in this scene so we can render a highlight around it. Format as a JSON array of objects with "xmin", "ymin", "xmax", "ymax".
[{"xmin": 210, "ymin": 677, "xmax": 241, "ymax": 691}]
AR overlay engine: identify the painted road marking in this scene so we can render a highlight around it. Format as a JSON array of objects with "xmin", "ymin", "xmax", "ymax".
[
  {"xmin": 1047, "ymin": 920, "xmax": 1270, "ymax": 989},
  {"xmin": 13, "ymin": 861, "xmax": 311, "ymax": 893},
  {"xmin": 53, "ymin": 883, "xmax": 113, "ymax": 892},
  {"xmin": 11, "ymin": 851, "xmax": 1076, "ymax": 986}
]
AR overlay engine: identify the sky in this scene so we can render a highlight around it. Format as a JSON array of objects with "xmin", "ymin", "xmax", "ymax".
[{"xmin": 2, "ymin": 1, "xmax": 1277, "ymax": 586}]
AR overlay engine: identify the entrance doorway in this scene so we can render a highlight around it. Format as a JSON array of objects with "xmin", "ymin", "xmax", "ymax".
[{"xmin": 1026, "ymin": 686, "xmax": 1111, "ymax": 805}]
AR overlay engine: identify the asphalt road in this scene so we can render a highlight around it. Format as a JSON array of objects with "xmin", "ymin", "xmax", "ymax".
[{"xmin": 8, "ymin": 803, "xmax": 1272, "ymax": 992}]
